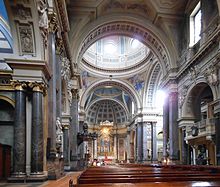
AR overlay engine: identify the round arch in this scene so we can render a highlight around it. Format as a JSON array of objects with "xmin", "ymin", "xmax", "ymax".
[
  {"xmin": 0, "ymin": 95, "xmax": 15, "ymax": 108},
  {"xmin": 80, "ymin": 79, "xmax": 142, "ymax": 112},
  {"xmin": 86, "ymin": 97, "xmax": 129, "ymax": 124},
  {"xmin": 182, "ymin": 81, "xmax": 216, "ymax": 119},
  {"xmin": 86, "ymin": 97, "xmax": 129, "ymax": 115},
  {"xmin": 71, "ymin": 13, "xmax": 178, "ymax": 76}
]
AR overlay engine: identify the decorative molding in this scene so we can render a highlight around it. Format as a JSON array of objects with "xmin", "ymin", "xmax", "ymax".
[
  {"xmin": 204, "ymin": 64, "xmax": 219, "ymax": 86},
  {"xmin": 28, "ymin": 81, "xmax": 46, "ymax": 94},
  {"xmin": 177, "ymin": 26, "xmax": 220, "ymax": 80},
  {"xmin": 11, "ymin": 80, "xmax": 27, "ymax": 91},
  {"xmin": 82, "ymin": 51, "xmax": 153, "ymax": 74},
  {"xmin": 37, "ymin": 0, "xmax": 49, "ymax": 46},
  {"xmin": 16, "ymin": 22, "xmax": 36, "ymax": 56},
  {"xmin": 71, "ymin": 88, "xmax": 79, "ymax": 100},
  {"xmin": 12, "ymin": 4, "xmax": 32, "ymax": 20},
  {"xmin": 79, "ymin": 21, "xmax": 169, "ymax": 72},
  {"xmin": 61, "ymin": 57, "xmax": 71, "ymax": 81},
  {"xmin": 48, "ymin": 11, "xmax": 58, "ymax": 33},
  {"xmin": 189, "ymin": 65, "xmax": 199, "ymax": 82},
  {"xmin": 56, "ymin": 0, "xmax": 70, "ymax": 32},
  {"xmin": 179, "ymin": 85, "xmax": 188, "ymax": 108},
  {"xmin": 55, "ymin": 37, "xmax": 64, "ymax": 55}
]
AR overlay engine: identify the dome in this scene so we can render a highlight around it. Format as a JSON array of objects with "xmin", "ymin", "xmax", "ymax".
[{"xmin": 83, "ymin": 35, "xmax": 149, "ymax": 70}]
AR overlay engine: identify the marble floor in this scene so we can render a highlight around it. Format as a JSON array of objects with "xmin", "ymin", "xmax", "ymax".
[{"xmin": 0, "ymin": 171, "xmax": 82, "ymax": 187}]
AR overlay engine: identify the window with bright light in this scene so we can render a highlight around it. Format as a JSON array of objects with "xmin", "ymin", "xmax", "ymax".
[
  {"xmin": 189, "ymin": 2, "xmax": 201, "ymax": 47},
  {"xmin": 155, "ymin": 90, "xmax": 166, "ymax": 109}
]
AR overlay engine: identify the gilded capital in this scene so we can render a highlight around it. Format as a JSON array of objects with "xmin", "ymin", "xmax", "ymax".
[
  {"xmin": 71, "ymin": 88, "xmax": 79, "ymax": 99},
  {"xmin": 28, "ymin": 82, "xmax": 46, "ymax": 94},
  {"xmin": 48, "ymin": 12, "xmax": 58, "ymax": 33},
  {"xmin": 55, "ymin": 38, "xmax": 64, "ymax": 55},
  {"xmin": 11, "ymin": 80, "xmax": 27, "ymax": 91},
  {"xmin": 62, "ymin": 123, "xmax": 70, "ymax": 130}
]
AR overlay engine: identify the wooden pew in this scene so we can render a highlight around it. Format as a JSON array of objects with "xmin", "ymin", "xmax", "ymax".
[{"xmin": 72, "ymin": 164, "xmax": 220, "ymax": 187}]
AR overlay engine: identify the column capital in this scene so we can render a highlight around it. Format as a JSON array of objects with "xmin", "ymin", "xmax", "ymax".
[
  {"xmin": 55, "ymin": 37, "xmax": 64, "ymax": 55},
  {"xmin": 48, "ymin": 11, "xmax": 58, "ymax": 33},
  {"xmin": 71, "ymin": 88, "xmax": 79, "ymax": 99},
  {"xmin": 11, "ymin": 80, "xmax": 27, "ymax": 91},
  {"xmin": 28, "ymin": 82, "xmax": 46, "ymax": 94},
  {"xmin": 62, "ymin": 123, "xmax": 70, "ymax": 129}
]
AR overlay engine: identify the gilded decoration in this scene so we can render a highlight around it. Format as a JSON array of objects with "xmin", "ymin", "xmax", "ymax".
[
  {"xmin": 55, "ymin": 37, "xmax": 64, "ymax": 55},
  {"xmin": 11, "ymin": 80, "xmax": 27, "ymax": 91},
  {"xmin": 28, "ymin": 81, "xmax": 46, "ymax": 94},
  {"xmin": 48, "ymin": 11, "xmax": 58, "ymax": 33},
  {"xmin": 98, "ymin": 120, "xmax": 114, "ymax": 157}
]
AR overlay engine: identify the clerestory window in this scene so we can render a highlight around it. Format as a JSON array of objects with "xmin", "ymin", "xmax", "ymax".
[{"xmin": 189, "ymin": 2, "xmax": 201, "ymax": 47}]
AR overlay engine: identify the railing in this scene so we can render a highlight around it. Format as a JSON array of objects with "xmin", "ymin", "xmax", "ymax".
[{"xmin": 186, "ymin": 118, "xmax": 216, "ymax": 140}]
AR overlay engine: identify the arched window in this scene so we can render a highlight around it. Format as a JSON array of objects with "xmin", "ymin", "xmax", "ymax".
[{"xmin": 0, "ymin": 0, "xmax": 13, "ymax": 53}]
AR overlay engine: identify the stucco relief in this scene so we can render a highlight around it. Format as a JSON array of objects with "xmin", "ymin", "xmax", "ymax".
[
  {"xmin": 189, "ymin": 65, "xmax": 199, "ymax": 82},
  {"xmin": 17, "ymin": 23, "xmax": 35, "ymax": 55},
  {"xmin": 37, "ymin": 0, "xmax": 48, "ymax": 46},
  {"xmin": 204, "ymin": 65, "xmax": 219, "ymax": 86},
  {"xmin": 61, "ymin": 57, "xmax": 71, "ymax": 81},
  {"xmin": 12, "ymin": 4, "xmax": 32, "ymax": 20},
  {"xmin": 179, "ymin": 85, "xmax": 188, "ymax": 108}
]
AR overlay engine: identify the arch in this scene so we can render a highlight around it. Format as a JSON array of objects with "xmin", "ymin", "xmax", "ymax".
[
  {"xmin": 0, "ymin": 0, "xmax": 13, "ymax": 53},
  {"xmin": 182, "ymin": 81, "xmax": 215, "ymax": 119},
  {"xmin": 144, "ymin": 62, "xmax": 161, "ymax": 108},
  {"xmin": 0, "ymin": 95, "xmax": 15, "ymax": 107},
  {"xmin": 86, "ymin": 98, "xmax": 129, "ymax": 125},
  {"xmin": 80, "ymin": 79, "xmax": 142, "ymax": 113},
  {"xmin": 86, "ymin": 97, "xmax": 129, "ymax": 116},
  {"xmin": 71, "ymin": 13, "xmax": 177, "ymax": 76}
]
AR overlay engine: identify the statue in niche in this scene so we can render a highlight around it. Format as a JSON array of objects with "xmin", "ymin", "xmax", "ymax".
[{"xmin": 56, "ymin": 117, "xmax": 63, "ymax": 155}]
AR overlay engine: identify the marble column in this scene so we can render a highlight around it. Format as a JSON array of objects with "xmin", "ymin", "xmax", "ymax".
[
  {"xmin": 169, "ymin": 92, "xmax": 179, "ymax": 161},
  {"xmin": 70, "ymin": 89, "xmax": 79, "ymax": 169},
  {"xmin": 63, "ymin": 124, "xmax": 70, "ymax": 170},
  {"xmin": 136, "ymin": 122, "xmax": 143, "ymax": 162},
  {"xmin": 126, "ymin": 131, "xmax": 131, "ymax": 162},
  {"xmin": 130, "ymin": 131, "xmax": 134, "ymax": 162},
  {"xmin": 180, "ymin": 128, "xmax": 188, "ymax": 164},
  {"xmin": 56, "ymin": 39, "xmax": 63, "ymax": 119},
  {"xmin": 114, "ymin": 135, "xmax": 118, "ymax": 161},
  {"xmin": 163, "ymin": 96, "xmax": 169, "ymax": 159},
  {"xmin": 94, "ymin": 139, "xmax": 97, "ymax": 159},
  {"xmin": 30, "ymin": 82, "xmax": 44, "ymax": 173},
  {"xmin": 48, "ymin": 31, "xmax": 57, "ymax": 158},
  {"xmin": 152, "ymin": 122, "xmax": 157, "ymax": 161},
  {"xmin": 142, "ymin": 123, "xmax": 148, "ymax": 161},
  {"xmin": 12, "ymin": 81, "xmax": 27, "ymax": 175}
]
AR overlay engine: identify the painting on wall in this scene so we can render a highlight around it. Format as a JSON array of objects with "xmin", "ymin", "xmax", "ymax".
[{"xmin": 128, "ymin": 73, "xmax": 145, "ymax": 92}]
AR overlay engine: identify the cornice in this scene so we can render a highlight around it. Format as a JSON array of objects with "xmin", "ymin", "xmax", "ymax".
[
  {"xmin": 81, "ymin": 51, "xmax": 153, "ymax": 74},
  {"xmin": 56, "ymin": 0, "xmax": 70, "ymax": 32},
  {"xmin": 5, "ymin": 58, "xmax": 51, "ymax": 80},
  {"xmin": 176, "ymin": 26, "xmax": 220, "ymax": 80}
]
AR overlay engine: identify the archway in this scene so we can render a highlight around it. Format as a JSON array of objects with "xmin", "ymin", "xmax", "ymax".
[
  {"xmin": 184, "ymin": 83, "xmax": 215, "ymax": 165},
  {"xmin": 0, "ymin": 98, "xmax": 14, "ymax": 179}
]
